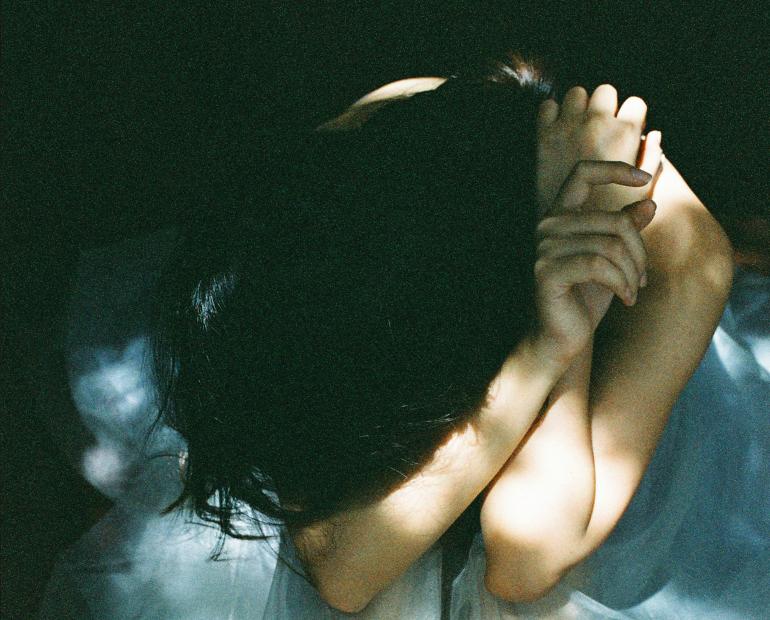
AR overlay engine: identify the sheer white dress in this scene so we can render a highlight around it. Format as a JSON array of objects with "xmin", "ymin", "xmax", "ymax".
[{"xmin": 39, "ymin": 229, "xmax": 769, "ymax": 619}]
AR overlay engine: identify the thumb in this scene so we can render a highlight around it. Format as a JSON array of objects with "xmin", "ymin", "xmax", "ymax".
[{"xmin": 622, "ymin": 199, "xmax": 657, "ymax": 231}]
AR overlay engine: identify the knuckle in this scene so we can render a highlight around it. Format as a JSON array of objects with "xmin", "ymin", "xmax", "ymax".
[
  {"xmin": 620, "ymin": 126, "xmax": 641, "ymax": 144},
  {"xmin": 535, "ymin": 217, "xmax": 556, "ymax": 238},
  {"xmin": 617, "ymin": 212, "xmax": 636, "ymax": 234},
  {"xmin": 619, "ymin": 119, "xmax": 637, "ymax": 131},
  {"xmin": 573, "ymin": 159, "xmax": 596, "ymax": 177},
  {"xmin": 534, "ymin": 257, "xmax": 550, "ymax": 279},
  {"xmin": 590, "ymin": 211, "xmax": 613, "ymax": 229},
  {"xmin": 575, "ymin": 159, "xmax": 591, "ymax": 172},
  {"xmin": 588, "ymin": 254, "xmax": 609, "ymax": 272},
  {"xmin": 605, "ymin": 238, "xmax": 625, "ymax": 261},
  {"xmin": 569, "ymin": 85, "xmax": 587, "ymax": 97}
]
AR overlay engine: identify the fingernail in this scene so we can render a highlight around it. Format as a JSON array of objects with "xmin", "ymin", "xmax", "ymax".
[
  {"xmin": 640, "ymin": 272, "xmax": 648, "ymax": 287},
  {"xmin": 625, "ymin": 287, "xmax": 635, "ymax": 305},
  {"xmin": 632, "ymin": 168, "xmax": 652, "ymax": 183},
  {"xmin": 631, "ymin": 200, "xmax": 656, "ymax": 228}
]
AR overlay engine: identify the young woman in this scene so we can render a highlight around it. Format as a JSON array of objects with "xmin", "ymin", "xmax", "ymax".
[{"xmin": 150, "ymin": 59, "xmax": 733, "ymax": 614}]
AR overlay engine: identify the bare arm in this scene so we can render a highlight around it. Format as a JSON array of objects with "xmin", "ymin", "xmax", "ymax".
[
  {"xmin": 483, "ymin": 85, "xmax": 660, "ymax": 600},
  {"xmin": 482, "ymin": 345, "xmax": 595, "ymax": 601},
  {"xmin": 296, "ymin": 77, "xmax": 720, "ymax": 612},
  {"xmin": 581, "ymin": 154, "xmax": 733, "ymax": 548},
  {"xmin": 292, "ymin": 156, "xmax": 657, "ymax": 612},
  {"xmin": 296, "ymin": 84, "xmax": 662, "ymax": 609},
  {"xmin": 292, "ymin": 336, "xmax": 566, "ymax": 613},
  {"xmin": 482, "ymin": 151, "xmax": 733, "ymax": 601}
]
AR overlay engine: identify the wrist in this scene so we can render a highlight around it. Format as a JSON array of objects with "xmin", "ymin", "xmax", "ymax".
[
  {"xmin": 527, "ymin": 331, "xmax": 582, "ymax": 378},
  {"xmin": 548, "ymin": 340, "xmax": 593, "ymax": 411},
  {"xmin": 470, "ymin": 333, "xmax": 569, "ymax": 459},
  {"xmin": 486, "ymin": 334, "xmax": 569, "ymax": 414}
]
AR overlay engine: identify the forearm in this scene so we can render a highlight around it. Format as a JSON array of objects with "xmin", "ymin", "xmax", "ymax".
[
  {"xmin": 481, "ymin": 344, "xmax": 595, "ymax": 601},
  {"xmin": 481, "ymin": 158, "xmax": 734, "ymax": 601},
  {"xmin": 577, "ymin": 159, "xmax": 734, "ymax": 551},
  {"xmin": 292, "ymin": 335, "xmax": 567, "ymax": 613}
]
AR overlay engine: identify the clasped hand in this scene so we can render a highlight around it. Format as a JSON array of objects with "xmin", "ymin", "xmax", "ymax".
[{"xmin": 532, "ymin": 85, "xmax": 663, "ymax": 363}]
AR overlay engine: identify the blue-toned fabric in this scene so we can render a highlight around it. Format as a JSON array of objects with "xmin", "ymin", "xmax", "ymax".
[
  {"xmin": 39, "ymin": 229, "xmax": 769, "ymax": 619},
  {"xmin": 451, "ymin": 267, "xmax": 769, "ymax": 619}
]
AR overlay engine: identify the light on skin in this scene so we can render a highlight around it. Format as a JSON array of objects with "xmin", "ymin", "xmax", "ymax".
[
  {"xmin": 316, "ymin": 77, "xmax": 447, "ymax": 131},
  {"xmin": 292, "ymin": 333, "xmax": 569, "ymax": 613},
  {"xmin": 294, "ymin": 78, "xmax": 734, "ymax": 611},
  {"xmin": 482, "ymin": 84, "xmax": 733, "ymax": 602}
]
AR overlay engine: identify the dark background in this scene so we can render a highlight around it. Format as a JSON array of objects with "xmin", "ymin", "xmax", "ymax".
[{"xmin": 3, "ymin": 2, "xmax": 768, "ymax": 617}]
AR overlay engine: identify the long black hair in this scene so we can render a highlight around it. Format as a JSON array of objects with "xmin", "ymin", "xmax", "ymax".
[{"xmin": 151, "ymin": 55, "xmax": 552, "ymax": 544}]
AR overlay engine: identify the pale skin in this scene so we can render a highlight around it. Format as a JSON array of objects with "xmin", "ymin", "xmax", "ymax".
[
  {"xmin": 482, "ymin": 86, "xmax": 733, "ymax": 601},
  {"xmin": 291, "ymin": 79, "xmax": 734, "ymax": 612}
]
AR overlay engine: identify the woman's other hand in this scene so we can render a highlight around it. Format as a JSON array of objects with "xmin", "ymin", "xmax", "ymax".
[
  {"xmin": 536, "ymin": 85, "xmax": 663, "ymax": 329},
  {"xmin": 533, "ymin": 160, "xmax": 655, "ymax": 364},
  {"xmin": 537, "ymin": 85, "xmax": 659, "ymax": 215}
]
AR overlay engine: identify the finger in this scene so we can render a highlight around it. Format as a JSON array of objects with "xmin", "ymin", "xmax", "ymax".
[
  {"xmin": 622, "ymin": 199, "xmax": 657, "ymax": 233},
  {"xmin": 651, "ymin": 158, "xmax": 664, "ymax": 194},
  {"xmin": 537, "ymin": 253, "xmax": 635, "ymax": 306},
  {"xmin": 633, "ymin": 131, "xmax": 663, "ymax": 199},
  {"xmin": 559, "ymin": 86, "xmax": 588, "ymax": 121},
  {"xmin": 537, "ymin": 234, "xmax": 643, "ymax": 292},
  {"xmin": 587, "ymin": 84, "xmax": 618, "ymax": 116},
  {"xmin": 537, "ymin": 208, "xmax": 650, "ymax": 277},
  {"xmin": 617, "ymin": 96, "xmax": 648, "ymax": 131},
  {"xmin": 653, "ymin": 153, "xmax": 700, "ymax": 209},
  {"xmin": 553, "ymin": 160, "xmax": 652, "ymax": 212},
  {"xmin": 537, "ymin": 99, "xmax": 560, "ymax": 133},
  {"xmin": 639, "ymin": 130, "xmax": 662, "ymax": 175}
]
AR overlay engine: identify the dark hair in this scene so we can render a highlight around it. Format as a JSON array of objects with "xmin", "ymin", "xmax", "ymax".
[{"xmin": 151, "ymin": 56, "xmax": 552, "ymax": 543}]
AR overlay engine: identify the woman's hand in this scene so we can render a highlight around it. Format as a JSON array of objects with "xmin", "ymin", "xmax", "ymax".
[
  {"xmin": 536, "ymin": 85, "xmax": 663, "ymax": 329},
  {"xmin": 483, "ymin": 139, "xmax": 733, "ymax": 610},
  {"xmin": 537, "ymin": 84, "xmax": 658, "ymax": 215},
  {"xmin": 533, "ymin": 160, "xmax": 655, "ymax": 364}
]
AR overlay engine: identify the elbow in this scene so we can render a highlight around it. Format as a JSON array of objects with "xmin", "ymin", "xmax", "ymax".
[
  {"xmin": 292, "ymin": 524, "xmax": 379, "ymax": 613},
  {"xmin": 691, "ymin": 211, "xmax": 735, "ymax": 297},
  {"xmin": 315, "ymin": 578, "xmax": 376, "ymax": 614},
  {"xmin": 482, "ymin": 529, "xmax": 574, "ymax": 604},
  {"xmin": 484, "ymin": 560, "xmax": 564, "ymax": 603},
  {"xmin": 658, "ymin": 205, "xmax": 735, "ymax": 297},
  {"xmin": 480, "ymin": 503, "xmax": 588, "ymax": 603},
  {"xmin": 318, "ymin": 587, "xmax": 371, "ymax": 614}
]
